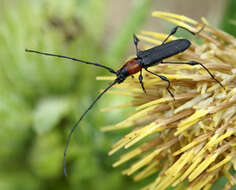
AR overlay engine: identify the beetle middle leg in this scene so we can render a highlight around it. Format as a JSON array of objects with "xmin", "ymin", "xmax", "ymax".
[
  {"xmin": 145, "ymin": 68, "xmax": 175, "ymax": 99},
  {"xmin": 161, "ymin": 61, "xmax": 224, "ymax": 89},
  {"xmin": 138, "ymin": 69, "xmax": 146, "ymax": 94}
]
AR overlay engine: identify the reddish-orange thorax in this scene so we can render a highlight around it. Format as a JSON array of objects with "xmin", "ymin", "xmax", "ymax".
[{"xmin": 124, "ymin": 58, "xmax": 141, "ymax": 75}]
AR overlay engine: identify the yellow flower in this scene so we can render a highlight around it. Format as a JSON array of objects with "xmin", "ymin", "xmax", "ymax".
[{"xmin": 99, "ymin": 11, "xmax": 236, "ymax": 190}]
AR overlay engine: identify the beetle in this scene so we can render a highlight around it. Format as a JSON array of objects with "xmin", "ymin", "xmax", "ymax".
[{"xmin": 25, "ymin": 25, "xmax": 224, "ymax": 176}]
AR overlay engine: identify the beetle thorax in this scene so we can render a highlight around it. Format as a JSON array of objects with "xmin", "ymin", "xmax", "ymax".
[{"xmin": 116, "ymin": 58, "xmax": 141, "ymax": 83}]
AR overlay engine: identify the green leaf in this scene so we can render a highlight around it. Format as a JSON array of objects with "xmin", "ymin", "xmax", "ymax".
[
  {"xmin": 0, "ymin": 172, "xmax": 40, "ymax": 190},
  {"xmin": 76, "ymin": 0, "xmax": 108, "ymax": 41},
  {"xmin": 221, "ymin": 0, "xmax": 236, "ymax": 37},
  {"xmin": 33, "ymin": 97, "xmax": 71, "ymax": 134},
  {"xmin": 30, "ymin": 131, "xmax": 63, "ymax": 178}
]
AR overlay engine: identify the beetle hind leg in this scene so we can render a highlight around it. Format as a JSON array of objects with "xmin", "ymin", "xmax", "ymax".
[{"xmin": 161, "ymin": 61, "xmax": 224, "ymax": 89}]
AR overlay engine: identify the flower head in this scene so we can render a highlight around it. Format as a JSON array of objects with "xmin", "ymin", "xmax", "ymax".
[{"xmin": 99, "ymin": 11, "xmax": 236, "ymax": 190}]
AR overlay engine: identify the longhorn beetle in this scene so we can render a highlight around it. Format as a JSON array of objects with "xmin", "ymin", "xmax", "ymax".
[{"xmin": 25, "ymin": 25, "xmax": 224, "ymax": 176}]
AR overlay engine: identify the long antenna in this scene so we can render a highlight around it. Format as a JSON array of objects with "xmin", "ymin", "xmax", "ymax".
[
  {"xmin": 63, "ymin": 79, "xmax": 118, "ymax": 176},
  {"xmin": 25, "ymin": 49, "xmax": 117, "ymax": 74}
]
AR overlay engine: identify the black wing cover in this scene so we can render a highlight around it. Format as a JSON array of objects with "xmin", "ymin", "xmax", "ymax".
[{"xmin": 137, "ymin": 39, "xmax": 191, "ymax": 67}]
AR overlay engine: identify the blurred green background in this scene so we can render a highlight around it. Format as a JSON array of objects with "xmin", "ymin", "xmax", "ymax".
[{"xmin": 0, "ymin": 0, "xmax": 235, "ymax": 190}]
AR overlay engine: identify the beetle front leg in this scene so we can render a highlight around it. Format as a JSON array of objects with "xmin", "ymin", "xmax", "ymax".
[
  {"xmin": 145, "ymin": 68, "xmax": 175, "ymax": 99},
  {"xmin": 133, "ymin": 34, "xmax": 140, "ymax": 54},
  {"xmin": 138, "ymin": 69, "xmax": 146, "ymax": 94}
]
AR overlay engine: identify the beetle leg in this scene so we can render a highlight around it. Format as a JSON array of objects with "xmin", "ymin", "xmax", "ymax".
[
  {"xmin": 133, "ymin": 34, "xmax": 140, "ymax": 54},
  {"xmin": 138, "ymin": 69, "xmax": 146, "ymax": 94},
  {"xmin": 145, "ymin": 68, "xmax": 175, "ymax": 99},
  {"xmin": 161, "ymin": 61, "xmax": 224, "ymax": 89},
  {"xmin": 162, "ymin": 26, "xmax": 178, "ymax": 44},
  {"xmin": 162, "ymin": 25, "xmax": 205, "ymax": 44}
]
